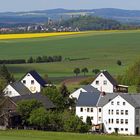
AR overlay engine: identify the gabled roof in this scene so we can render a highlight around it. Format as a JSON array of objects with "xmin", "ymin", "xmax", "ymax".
[
  {"xmin": 83, "ymin": 85, "xmax": 100, "ymax": 93},
  {"xmin": 98, "ymin": 93, "xmax": 140, "ymax": 108},
  {"xmin": 23, "ymin": 70, "xmax": 47, "ymax": 87},
  {"xmin": 77, "ymin": 92, "xmax": 100, "ymax": 107},
  {"xmin": 97, "ymin": 93, "xmax": 118, "ymax": 107},
  {"xmin": 11, "ymin": 93, "xmax": 55, "ymax": 109},
  {"xmin": 10, "ymin": 81, "xmax": 32, "ymax": 96},
  {"xmin": 94, "ymin": 70, "xmax": 118, "ymax": 86}
]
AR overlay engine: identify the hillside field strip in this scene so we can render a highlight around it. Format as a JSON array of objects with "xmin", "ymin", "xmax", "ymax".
[
  {"xmin": 0, "ymin": 32, "xmax": 81, "ymax": 40},
  {"xmin": 0, "ymin": 30, "xmax": 140, "ymax": 80},
  {"xmin": 0, "ymin": 130, "xmax": 140, "ymax": 140}
]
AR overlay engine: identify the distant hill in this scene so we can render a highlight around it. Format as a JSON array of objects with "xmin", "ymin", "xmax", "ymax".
[{"xmin": 1, "ymin": 8, "xmax": 140, "ymax": 24}]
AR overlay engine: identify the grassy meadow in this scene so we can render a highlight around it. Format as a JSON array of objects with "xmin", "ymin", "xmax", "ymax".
[
  {"xmin": 0, "ymin": 130, "xmax": 140, "ymax": 140},
  {"xmin": 0, "ymin": 30, "xmax": 140, "ymax": 81}
]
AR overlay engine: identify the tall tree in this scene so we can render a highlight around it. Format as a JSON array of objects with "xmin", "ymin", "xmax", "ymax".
[
  {"xmin": 59, "ymin": 83, "xmax": 69, "ymax": 98},
  {"xmin": 73, "ymin": 68, "xmax": 80, "ymax": 76},
  {"xmin": 81, "ymin": 67, "xmax": 88, "ymax": 76},
  {"xmin": 0, "ymin": 65, "xmax": 14, "ymax": 83}
]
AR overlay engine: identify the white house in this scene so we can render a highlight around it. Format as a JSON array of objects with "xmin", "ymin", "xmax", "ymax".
[
  {"xmin": 4, "ymin": 81, "xmax": 32, "ymax": 97},
  {"xmin": 76, "ymin": 91, "xmax": 104, "ymax": 131},
  {"xmin": 91, "ymin": 70, "xmax": 128, "ymax": 93},
  {"xmin": 100, "ymin": 94, "xmax": 140, "ymax": 135},
  {"xmin": 21, "ymin": 70, "xmax": 47, "ymax": 93},
  {"xmin": 70, "ymin": 85, "xmax": 99, "ymax": 100},
  {"xmin": 76, "ymin": 91, "xmax": 140, "ymax": 135}
]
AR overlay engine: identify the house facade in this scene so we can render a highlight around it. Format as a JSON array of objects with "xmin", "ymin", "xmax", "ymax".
[
  {"xmin": 4, "ymin": 81, "xmax": 32, "ymax": 97},
  {"xmin": 76, "ymin": 92, "xmax": 140, "ymax": 135},
  {"xmin": 21, "ymin": 70, "xmax": 47, "ymax": 93},
  {"xmin": 91, "ymin": 70, "xmax": 128, "ymax": 93}
]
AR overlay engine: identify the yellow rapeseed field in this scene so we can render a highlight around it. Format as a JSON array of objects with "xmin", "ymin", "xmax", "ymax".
[{"xmin": 0, "ymin": 32, "xmax": 81, "ymax": 40}]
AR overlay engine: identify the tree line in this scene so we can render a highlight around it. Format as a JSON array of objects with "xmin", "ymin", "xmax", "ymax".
[{"xmin": 0, "ymin": 56, "xmax": 62, "ymax": 64}]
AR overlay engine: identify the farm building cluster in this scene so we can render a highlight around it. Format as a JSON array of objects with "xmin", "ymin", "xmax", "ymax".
[{"xmin": 1, "ymin": 70, "xmax": 140, "ymax": 135}]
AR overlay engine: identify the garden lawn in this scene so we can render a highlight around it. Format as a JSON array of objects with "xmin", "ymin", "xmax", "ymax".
[{"xmin": 0, "ymin": 130, "xmax": 140, "ymax": 140}]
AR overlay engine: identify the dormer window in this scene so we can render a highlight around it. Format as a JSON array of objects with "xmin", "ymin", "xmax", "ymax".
[{"xmin": 96, "ymin": 80, "xmax": 99, "ymax": 85}]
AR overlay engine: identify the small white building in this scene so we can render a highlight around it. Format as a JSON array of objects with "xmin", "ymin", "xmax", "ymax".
[
  {"xmin": 91, "ymin": 70, "xmax": 128, "ymax": 93},
  {"xmin": 4, "ymin": 81, "xmax": 32, "ymax": 97},
  {"xmin": 70, "ymin": 85, "xmax": 99, "ymax": 100},
  {"xmin": 21, "ymin": 70, "xmax": 47, "ymax": 93}
]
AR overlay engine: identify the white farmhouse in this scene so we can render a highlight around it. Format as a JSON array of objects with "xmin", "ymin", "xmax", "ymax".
[
  {"xmin": 76, "ymin": 91, "xmax": 103, "ymax": 131},
  {"xmin": 100, "ymin": 93, "xmax": 140, "ymax": 135},
  {"xmin": 91, "ymin": 70, "xmax": 128, "ymax": 93},
  {"xmin": 4, "ymin": 81, "xmax": 31, "ymax": 97},
  {"xmin": 21, "ymin": 70, "xmax": 47, "ymax": 93},
  {"xmin": 70, "ymin": 85, "xmax": 99, "ymax": 100},
  {"xmin": 76, "ymin": 92, "xmax": 140, "ymax": 135}
]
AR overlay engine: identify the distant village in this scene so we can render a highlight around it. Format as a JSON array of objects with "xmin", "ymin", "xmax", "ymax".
[
  {"xmin": 0, "ymin": 18, "xmax": 79, "ymax": 34},
  {"xmin": 0, "ymin": 68, "xmax": 140, "ymax": 135}
]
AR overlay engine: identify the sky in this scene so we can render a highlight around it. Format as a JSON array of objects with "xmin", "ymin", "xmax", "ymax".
[{"xmin": 0, "ymin": 0, "xmax": 140, "ymax": 12}]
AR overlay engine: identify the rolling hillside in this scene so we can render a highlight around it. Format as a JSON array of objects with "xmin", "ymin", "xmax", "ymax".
[{"xmin": 0, "ymin": 30, "xmax": 140, "ymax": 79}]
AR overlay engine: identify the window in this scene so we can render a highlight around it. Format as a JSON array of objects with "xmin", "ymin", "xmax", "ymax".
[
  {"xmin": 117, "ymin": 102, "xmax": 120, "ymax": 105},
  {"xmin": 111, "ymin": 101, "xmax": 114, "ymax": 105},
  {"xmin": 121, "ymin": 110, "xmax": 124, "ymax": 115},
  {"xmin": 23, "ymin": 80, "xmax": 26, "ymax": 84},
  {"xmin": 108, "ymin": 119, "xmax": 111, "ymax": 124},
  {"xmin": 116, "ymin": 110, "xmax": 119, "ymax": 115},
  {"xmin": 111, "ymin": 119, "xmax": 113, "ymax": 124},
  {"xmin": 121, "ymin": 128, "xmax": 124, "ymax": 131},
  {"xmin": 109, "ymin": 128, "xmax": 111, "ymax": 130},
  {"xmin": 108, "ymin": 110, "xmax": 110, "ymax": 114},
  {"xmin": 125, "ymin": 128, "xmax": 128, "ymax": 131},
  {"xmin": 116, "ymin": 119, "xmax": 119, "ymax": 124},
  {"xmin": 125, "ymin": 110, "xmax": 128, "ymax": 115},
  {"xmin": 99, "ymin": 117, "xmax": 101, "ymax": 121},
  {"xmin": 87, "ymin": 108, "xmax": 90, "ymax": 112},
  {"xmin": 103, "ymin": 80, "xmax": 107, "ymax": 85},
  {"xmin": 125, "ymin": 119, "xmax": 128, "ymax": 124},
  {"xmin": 96, "ymin": 80, "xmax": 99, "ymax": 85},
  {"xmin": 123, "ymin": 102, "xmax": 126, "ymax": 105},
  {"xmin": 31, "ymin": 80, "xmax": 34, "ymax": 84},
  {"xmin": 99, "ymin": 108, "xmax": 102, "ymax": 112},
  {"xmin": 121, "ymin": 119, "xmax": 124, "ymax": 124},
  {"xmin": 80, "ymin": 108, "xmax": 83, "ymax": 112},
  {"xmin": 91, "ymin": 108, "xmax": 93, "ymax": 112},
  {"xmin": 111, "ymin": 110, "xmax": 114, "ymax": 115}
]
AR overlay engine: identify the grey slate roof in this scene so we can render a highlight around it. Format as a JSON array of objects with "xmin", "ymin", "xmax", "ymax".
[
  {"xmin": 77, "ymin": 91, "xmax": 140, "ymax": 108},
  {"xmin": 77, "ymin": 92, "xmax": 100, "ymax": 107},
  {"xmin": 94, "ymin": 70, "xmax": 118, "ymax": 86},
  {"xmin": 97, "ymin": 93, "xmax": 117, "ymax": 107},
  {"xmin": 11, "ymin": 93, "xmax": 55, "ymax": 109},
  {"xmin": 83, "ymin": 85, "xmax": 100, "ymax": 93},
  {"xmin": 10, "ymin": 81, "xmax": 32, "ymax": 96}
]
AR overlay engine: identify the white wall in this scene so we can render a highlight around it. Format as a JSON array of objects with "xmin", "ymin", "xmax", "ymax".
[
  {"xmin": 4, "ymin": 85, "xmax": 20, "ymax": 97},
  {"xmin": 76, "ymin": 106, "xmax": 102, "ymax": 126},
  {"xmin": 91, "ymin": 73, "xmax": 114, "ymax": 93},
  {"xmin": 21, "ymin": 73, "xmax": 41, "ymax": 93},
  {"xmin": 69, "ymin": 88, "xmax": 86, "ymax": 99},
  {"xmin": 103, "ymin": 95, "xmax": 135, "ymax": 135}
]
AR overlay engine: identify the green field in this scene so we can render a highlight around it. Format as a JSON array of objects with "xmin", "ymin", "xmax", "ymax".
[
  {"xmin": 0, "ymin": 30, "xmax": 140, "ymax": 80},
  {"xmin": 0, "ymin": 130, "xmax": 140, "ymax": 140}
]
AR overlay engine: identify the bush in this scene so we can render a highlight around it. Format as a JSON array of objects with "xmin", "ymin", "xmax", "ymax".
[{"xmin": 117, "ymin": 60, "xmax": 122, "ymax": 66}]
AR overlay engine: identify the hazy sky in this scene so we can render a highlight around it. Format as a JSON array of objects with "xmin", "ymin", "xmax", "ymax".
[{"xmin": 0, "ymin": 0, "xmax": 140, "ymax": 12}]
